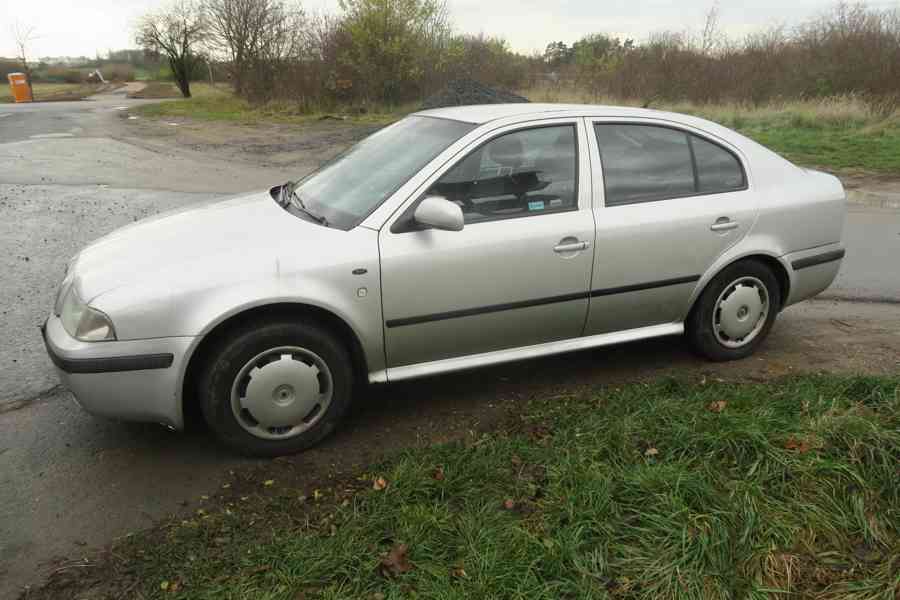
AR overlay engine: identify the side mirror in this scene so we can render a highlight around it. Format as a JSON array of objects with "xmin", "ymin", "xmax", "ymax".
[{"xmin": 413, "ymin": 196, "xmax": 464, "ymax": 232}]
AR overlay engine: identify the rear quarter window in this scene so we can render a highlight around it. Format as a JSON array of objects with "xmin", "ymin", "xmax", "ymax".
[{"xmin": 691, "ymin": 135, "xmax": 746, "ymax": 193}]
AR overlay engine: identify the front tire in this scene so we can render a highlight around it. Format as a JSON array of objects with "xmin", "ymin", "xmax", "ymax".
[
  {"xmin": 199, "ymin": 318, "xmax": 353, "ymax": 457},
  {"xmin": 687, "ymin": 259, "xmax": 780, "ymax": 362}
]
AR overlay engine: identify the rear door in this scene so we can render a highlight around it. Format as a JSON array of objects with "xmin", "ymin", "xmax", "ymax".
[
  {"xmin": 584, "ymin": 119, "xmax": 758, "ymax": 334},
  {"xmin": 378, "ymin": 119, "xmax": 595, "ymax": 369}
]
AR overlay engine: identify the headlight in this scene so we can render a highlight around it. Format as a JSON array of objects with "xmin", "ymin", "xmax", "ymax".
[{"xmin": 59, "ymin": 287, "xmax": 116, "ymax": 341}]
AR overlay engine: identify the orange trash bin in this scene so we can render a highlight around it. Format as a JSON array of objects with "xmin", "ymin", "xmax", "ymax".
[{"xmin": 7, "ymin": 72, "xmax": 33, "ymax": 103}]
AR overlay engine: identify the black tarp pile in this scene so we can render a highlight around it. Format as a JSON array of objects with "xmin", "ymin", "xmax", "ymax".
[{"xmin": 421, "ymin": 79, "xmax": 529, "ymax": 109}]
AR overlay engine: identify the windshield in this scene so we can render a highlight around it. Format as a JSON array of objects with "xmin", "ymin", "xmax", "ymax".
[{"xmin": 291, "ymin": 116, "xmax": 476, "ymax": 230}]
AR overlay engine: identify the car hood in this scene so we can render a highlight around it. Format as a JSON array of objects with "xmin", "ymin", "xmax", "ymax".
[{"xmin": 72, "ymin": 190, "xmax": 341, "ymax": 301}]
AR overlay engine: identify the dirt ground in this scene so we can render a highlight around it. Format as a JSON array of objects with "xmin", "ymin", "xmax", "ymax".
[{"xmin": 120, "ymin": 111, "xmax": 380, "ymax": 171}]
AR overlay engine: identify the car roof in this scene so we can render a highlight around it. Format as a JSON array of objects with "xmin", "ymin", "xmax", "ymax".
[{"xmin": 413, "ymin": 103, "xmax": 679, "ymax": 125}]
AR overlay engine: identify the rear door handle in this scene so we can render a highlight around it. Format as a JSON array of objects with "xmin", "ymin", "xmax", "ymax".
[
  {"xmin": 554, "ymin": 241, "xmax": 589, "ymax": 253},
  {"xmin": 710, "ymin": 218, "xmax": 739, "ymax": 232}
]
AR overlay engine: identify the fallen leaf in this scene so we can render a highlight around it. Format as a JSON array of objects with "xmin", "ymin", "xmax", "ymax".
[
  {"xmin": 373, "ymin": 477, "xmax": 388, "ymax": 491},
  {"xmin": 503, "ymin": 498, "xmax": 516, "ymax": 510},
  {"xmin": 644, "ymin": 447, "xmax": 659, "ymax": 457},
  {"xmin": 432, "ymin": 466, "xmax": 445, "ymax": 481},
  {"xmin": 707, "ymin": 400, "xmax": 727, "ymax": 413},
  {"xmin": 451, "ymin": 565, "xmax": 468, "ymax": 579},
  {"xmin": 531, "ymin": 425, "xmax": 551, "ymax": 441},
  {"xmin": 379, "ymin": 543, "xmax": 413, "ymax": 578},
  {"xmin": 784, "ymin": 437, "xmax": 811, "ymax": 453},
  {"xmin": 263, "ymin": 480, "xmax": 275, "ymax": 487}
]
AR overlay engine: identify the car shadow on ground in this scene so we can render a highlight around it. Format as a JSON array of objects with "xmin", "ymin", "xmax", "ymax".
[
  {"xmin": 116, "ymin": 333, "xmax": 751, "ymax": 472},
  {"xmin": 102, "ymin": 334, "xmax": 699, "ymax": 483},
  {"xmin": 236, "ymin": 335, "xmax": 714, "ymax": 483}
]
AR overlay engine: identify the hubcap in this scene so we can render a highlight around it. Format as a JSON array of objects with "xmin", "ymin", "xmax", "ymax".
[
  {"xmin": 713, "ymin": 276, "xmax": 769, "ymax": 348},
  {"xmin": 230, "ymin": 346, "xmax": 333, "ymax": 440}
]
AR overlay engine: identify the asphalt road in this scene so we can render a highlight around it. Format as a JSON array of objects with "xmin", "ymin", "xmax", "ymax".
[{"xmin": 1, "ymin": 91, "xmax": 899, "ymax": 599}]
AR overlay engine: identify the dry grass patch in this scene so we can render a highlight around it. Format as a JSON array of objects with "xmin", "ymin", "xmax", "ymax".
[{"xmin": 0, "ymin": 82, "xmax": 103, "ymax": 103}]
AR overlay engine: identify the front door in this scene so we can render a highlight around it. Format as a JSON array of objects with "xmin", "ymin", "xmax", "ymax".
[
  {"xmin": 584, "ymin": 120, "xmax": 758, "ymax": 334},
  {"xmin": 379, "ymin": 120, "xmax": 595, "ymax": 369}
]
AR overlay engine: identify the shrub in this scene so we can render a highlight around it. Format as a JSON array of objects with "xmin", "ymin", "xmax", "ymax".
[
  {"xmin": 103, "ymin": 63, "xmax": 135, "ymax": 82},
  {"xmin": 42, "ymin": 66, "xmax": 84, "ymax": 83}
]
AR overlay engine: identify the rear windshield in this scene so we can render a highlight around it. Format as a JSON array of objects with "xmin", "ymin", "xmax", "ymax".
[{"xmin": 293, "ymin": 116, "xmax": 476, "ymax": 230}]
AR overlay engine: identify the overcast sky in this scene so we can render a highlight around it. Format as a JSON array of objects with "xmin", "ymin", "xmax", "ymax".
[{"xmin": 2, "ymin": 0, "xmax": 899, "ymax": 60}]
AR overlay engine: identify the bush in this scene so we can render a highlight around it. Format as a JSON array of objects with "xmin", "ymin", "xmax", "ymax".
[
  {"xmin": 103, "ymin": 63, "xmax": 135, "ymax": 82},
  {"xmin": 42, "ymin": 67, "xmax": 84, "ymax": 83},
  {"xmin": 0, "ymin": 58, "xmax": 22, "ymax": 78}
]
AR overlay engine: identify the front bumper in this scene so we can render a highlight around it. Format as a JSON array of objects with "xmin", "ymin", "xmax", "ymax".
[{"xmin": 42, "ymin": 314, "xmax": 195, "ymax": 429}]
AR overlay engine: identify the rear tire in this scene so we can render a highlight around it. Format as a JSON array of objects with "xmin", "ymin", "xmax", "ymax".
[
  {"xmin": 199, "ymin": 318, "xmax": 353, "ymax": 457},
  {"xmin": 687, "ymin": 259, "xmax": 780, "ymax": 362}
]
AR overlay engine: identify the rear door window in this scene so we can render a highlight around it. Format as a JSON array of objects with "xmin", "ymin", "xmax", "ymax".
[{"xmin": 594, "ymin": 123, "xmax": 746, "ymax": 206}]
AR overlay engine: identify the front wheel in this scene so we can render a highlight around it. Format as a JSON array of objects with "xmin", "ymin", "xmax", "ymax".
[
  {"xmin": 687, "ymin": 260, "xmax": 781, "ymax": 362},
  {"xmin": 199, "ymin": 318, "xmax": 353, "ymax": 457}
]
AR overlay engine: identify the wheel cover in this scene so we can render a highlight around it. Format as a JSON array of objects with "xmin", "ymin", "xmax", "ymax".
[
  {"xmin": 230, "ymin": 346, "xmax": 333, "ymax": 441},
  {"xmin": 712, "ymin": 276, "xmax": 770, "ymax": 348}
]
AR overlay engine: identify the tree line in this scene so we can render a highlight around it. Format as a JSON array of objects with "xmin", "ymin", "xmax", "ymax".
[{"xmin": 135, "ymin": 0, "xmax": 900, "ymax": 113}]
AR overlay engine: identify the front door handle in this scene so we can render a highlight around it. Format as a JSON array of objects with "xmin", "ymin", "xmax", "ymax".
[
  {"xmin": 554, "ymin": 240, "xmax": 589, "ymax": 253},
  {"xmin": 710, "ymin": 217, "xmax": 739, "ymax": 232}
]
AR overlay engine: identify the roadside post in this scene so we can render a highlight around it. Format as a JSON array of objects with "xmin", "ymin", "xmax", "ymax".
[{"xmin": 7, "ymin": 72, "xmax": 33, "ymax": 103}]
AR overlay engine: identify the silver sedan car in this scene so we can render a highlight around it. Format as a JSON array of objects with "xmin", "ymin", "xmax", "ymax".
[{"xmin": 43, "ymin": 104, "xmax": 846, "ymax": 456}]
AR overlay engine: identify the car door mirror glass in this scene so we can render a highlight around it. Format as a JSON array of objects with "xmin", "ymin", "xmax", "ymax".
[{"xmin": 413, "ymin": 196, "xmax": 464, "ymax": 231}]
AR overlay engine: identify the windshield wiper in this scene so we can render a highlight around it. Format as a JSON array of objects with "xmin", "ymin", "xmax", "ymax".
[{"xmin": 279, "ymin": 181, "xmax": 329, "ymax": 227}]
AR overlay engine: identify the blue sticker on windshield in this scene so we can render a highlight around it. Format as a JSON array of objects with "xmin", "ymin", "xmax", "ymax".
[{"xmin": 528, "ymin": 200, "xmax": 545, "ymax": 211}]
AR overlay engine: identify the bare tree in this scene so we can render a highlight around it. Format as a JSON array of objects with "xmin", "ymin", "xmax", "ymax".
[
  {"xmin": 206, "ymin": 0, "xmax": 269, "ymax": 96},
  {"xmin": 12, "ymin": 21, "xmax": 37, "ymax": 97},
  {"xmin": 700, "ymin": 2, "xmax": 722, "ymax": 54},
  {"xmin": 205, "ymin": 0, "xmax": 306, "ymax": 98},
  {"xmin": 136, "ymin": 1, "xmax": 208, "ymax": 97}
]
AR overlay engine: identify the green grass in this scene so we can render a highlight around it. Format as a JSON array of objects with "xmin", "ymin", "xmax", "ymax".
[
  {"xmin": 0, "ymin": 82, "xmax": 102, "ymax": 103},
  {"xmin": 526, "ymin": 87, "xmax": 900, "ymax": 175},
  {"xmin": 134, "ymin": 85, "xmax": 900, "ymax": 174},
  {"xmin": 48, "ymin": 375, "xmax": 899, "ymax": 600},
  {"xmin": 134, "ymin": 83, "xmax": 403, "ymax": 126},
  {"xmin": 674, "ymin": 101, "xmax": 900, "ymax": 174}
]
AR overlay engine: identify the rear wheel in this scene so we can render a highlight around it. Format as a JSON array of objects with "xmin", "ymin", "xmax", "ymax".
[
  {"xmin": 687, "ymin": 260, "xmax": 780, "ymax": 361},
  {"xmin": 199, "ymin": 318, "xmax": 353, "ymax": 457}
]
